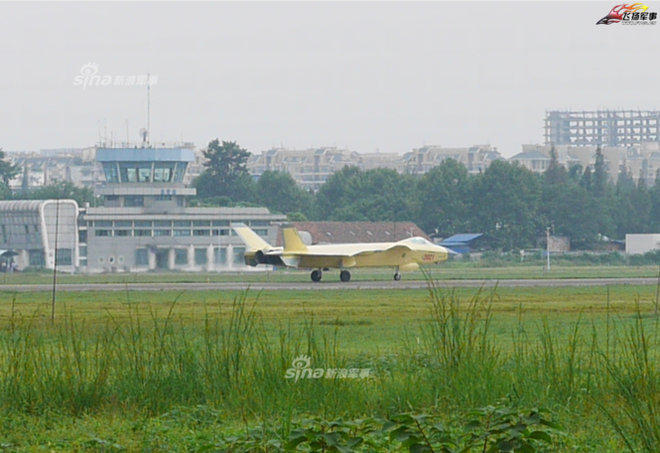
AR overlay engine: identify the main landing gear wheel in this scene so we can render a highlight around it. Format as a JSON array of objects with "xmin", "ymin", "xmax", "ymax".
[
  {"xmin": 340, "ymin": 270, "xmax": 351, "ymax": 282},
  {"xmin": 393, "ymin": 271, "xmax": 401, "ymax": 281},
  {"xmin": 311, "ymin": 269, "xmax": 323, "ymax": 282}
]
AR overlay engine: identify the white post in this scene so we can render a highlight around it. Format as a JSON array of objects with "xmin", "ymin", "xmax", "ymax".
[
  {"xmin": 546, "ymin": 227, "xmax": 551, "ymax": 272},
  {"xmin": 227, "ymin": 244, "xmax": 234, "ymax": 270},
  {"xmin": 168, "ymin": 248, "xmax": 175, "ymax": 270},
  {"xmin": 148, "ymin": 247, "xmax": 156, "ymax": 270},
  {"xmin": 207, "ymin": 244, "xmax": 214, "ymax": 272},
  {"xmin": 188, "ymin": 244, "xmax": 195, "ymax": 271}
]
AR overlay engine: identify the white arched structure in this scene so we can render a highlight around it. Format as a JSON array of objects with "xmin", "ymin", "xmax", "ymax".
[{"xmin": 0, "ymin": 199, "xmax": 79, "ymax": 272}]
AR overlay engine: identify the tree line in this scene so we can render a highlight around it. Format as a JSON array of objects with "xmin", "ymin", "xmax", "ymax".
[
  {"xmin": 3, "ymin": 141, "xmax": 660, "ymax": 250},
  {"xmin": 194, "ymin": 141, "xmax": 660, "ymax": 250}
]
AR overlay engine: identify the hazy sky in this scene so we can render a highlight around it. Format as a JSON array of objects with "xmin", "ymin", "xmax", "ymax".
[{"xmin": 0, "ymin": 1, "xmax": 657, "ymax": 157}]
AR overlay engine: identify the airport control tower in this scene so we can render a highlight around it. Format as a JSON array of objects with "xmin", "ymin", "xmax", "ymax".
[
  {"xmin": 95, "ymin": 145, "xmax": 197, "ymax": 209},
  {"xmin": 79, "ymin": 142, "xmax": 284, "ymax": 273}
]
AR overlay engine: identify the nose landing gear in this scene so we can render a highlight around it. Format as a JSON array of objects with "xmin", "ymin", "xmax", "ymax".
[{"xmin": 311, "ymin": 269, "xmax": 323, "ymax": 282}]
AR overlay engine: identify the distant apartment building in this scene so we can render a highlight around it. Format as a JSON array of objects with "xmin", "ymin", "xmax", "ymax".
[
  {"xmin": 7, "ymin": 149, "xmax": 95, "ymax": 191},
  {"xmin": 248, "ymin": 147, "xmax": 361, "ymax": 191},
  {"xmin": 510, "ymin": 142, "xmax": 660, "ymax": 185},
  {"xmin": 248, "ymin": 145, "xmax": 501, "ymax": 190},
  {"xmin": 402, "ymin": 145, "xmax": 502, "ymax": 175},
  {"xmin": 545, "ymin": 110, "xmax": 660, "ymax": 147}
]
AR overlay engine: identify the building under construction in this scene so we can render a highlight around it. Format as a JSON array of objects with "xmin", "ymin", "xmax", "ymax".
[{"xmin": 544, "ymin": 110, "xmax": 660, "ymax": 147}]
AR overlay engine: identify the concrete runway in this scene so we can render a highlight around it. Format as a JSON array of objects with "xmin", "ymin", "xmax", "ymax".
[{"xmin": 0, "ymin": 277, "xmax": 658, "ymax": 292}]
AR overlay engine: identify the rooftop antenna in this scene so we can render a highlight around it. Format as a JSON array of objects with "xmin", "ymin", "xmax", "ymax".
[
  {"xmin": 147, "ymin": 72, "xmax": 151, "ymax": 146},
  {"xmin": 125, "ymin": 119, "xmax": 130, "ymax": 145},
  {"xmin": 139, "ymin": 128, "xmax": 148, "ymax": 146}
]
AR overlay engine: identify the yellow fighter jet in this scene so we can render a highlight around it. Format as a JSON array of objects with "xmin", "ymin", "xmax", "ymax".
[{"xmin": 232, "ymin": 223, "xmax": 454, "ymax": 282}]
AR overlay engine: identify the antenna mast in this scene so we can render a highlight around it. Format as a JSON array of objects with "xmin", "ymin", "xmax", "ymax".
[{"xmin": 147, "ymin": 72, "xmax": 150, "ymax": 146}]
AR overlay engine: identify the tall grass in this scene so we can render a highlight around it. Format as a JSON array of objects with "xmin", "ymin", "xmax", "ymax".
[{"xmin": 1, "ymin": 283, "xmax": 660, "ymax": 451}]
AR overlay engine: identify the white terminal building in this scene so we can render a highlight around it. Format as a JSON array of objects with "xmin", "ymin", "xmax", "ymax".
[{"xmin": 0, "ymin": 145, "xmax": 285, "ymax": 273}]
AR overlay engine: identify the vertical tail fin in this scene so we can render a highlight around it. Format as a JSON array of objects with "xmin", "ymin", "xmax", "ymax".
[
  {"xmin": 281, "ymin": 224, "xmax": 308, "ymax": 252},
  {"xmin": 231, "ymin": 223, "xmax": 272, "ymax": 251}
]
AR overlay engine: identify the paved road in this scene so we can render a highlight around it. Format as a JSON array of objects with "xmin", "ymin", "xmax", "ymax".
[{"xmin": 0, "ymin": 278, "xmax": 658, "ymax": 292}]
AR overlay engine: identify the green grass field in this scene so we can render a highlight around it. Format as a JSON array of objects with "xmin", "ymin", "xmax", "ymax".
[
  {"xmin": 1, "ymin": 263, "xmax": 660, "ymax": 286},
  {"xmin": 1, "ymin": 277, "xmax": 660, "ymax": 452}
]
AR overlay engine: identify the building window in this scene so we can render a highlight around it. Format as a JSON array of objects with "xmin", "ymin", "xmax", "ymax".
[
  {"xmin": 95, "ymin": 221, "xmax": 113, "ymax": 227},
  {"xmin": 29, "ymin": 250, "xmax": 45, "ymax": 267},
  {"xmin": 135, "ymin": 249, "xmax": 149, "ymax": 266},
  {"xmin": 254, "ymin": 229, "xmax": 268, "ymax": 237},
  {"xmin": 95, "ymin": 230, "xmax": 111, "ymax": 237},
  {"xmin": 193, "ymin": 220, "xmax": 211, "ymax": 227},
  {"xmin": 174, "ymin": 229, "xmax": 191, "ymax": 237},
  {"xmin": 125, "ymin": 196, "xmax": 144, "ymax": 207},
  {"xmin": 79, "ymin": 230, "xmax": 88, "ymax": 243},
  {"xmin": 135, "ymin": 220, "xmax": 152, "ymax": 227},
  {"xmin": 154, "ymin": 229, "xmax": 171, "ymax": 237},
  {"xmin": 104, "ymin": 164, "xmax": 119, "ymax": 183},
  {"xmin": 154, "ymin": 221, "xmax": 171, "ymax": 227},
  {"xmin": 79, "ymin": 246, "xmax": 87, "ymax": 257},
  {"xmin": 56, "ymin": 249, "xmax": 72, "ymax": 266},
  {"xmin": 212, "ymin": 229, "xmax": 229, "ymax": 236},
  {"xmin": 115, "ymin": 230, "xmax": 131, "ymax": 237},
  {"xmin": 138, "ymin": 166, "xmax": 152, "ymax": 182},
  {"xmin": 156, "ymin": 195, "xmax": 172, "ymax": 201},
  {"xmin": 212, "ymin": 220, "xmax": 230, "ymax": 227},
  {"xmin": 233, "ymin": 246, "xmax": 245, "ymax": 265},
  {"xmin": 174, "ymin": 221, "xmax": 190, "ymax": 227},
  {"xmin": 175, "ymin": 249, "xmax": 187, "ymax": 265},
  {"xmin": 193, "ymin": 229, "xmax": 210, "ymax": 236},
  {"xmin": 214, "ymin": 247, "xmax": 227, "ymax": 265},
  {"xmin": 250, "ymin": 221, "xmax": 270, "ymax": 227},
  {"xmin": 153, "ymin": 165, "xmax": 173, "ymax": 182},
  {"xmin": 195, "ymin": 248, "xmax": 208, "ymax": 265},
  {"xmin": 115, "ymin": 221, "xmax": 132, "ymax": 227},
  {"xmin": 134, "ymin": 229, "xmax": 152, "ymax": 237}
]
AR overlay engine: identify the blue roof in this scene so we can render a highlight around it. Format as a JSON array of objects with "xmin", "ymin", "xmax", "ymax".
[
  {"xmin": 96, "ymin": 148, "xmax": 195, "ymax": 162},
  {"xmin": 440, "ymin": 234, "xmax": 483, "ymax": 244}
]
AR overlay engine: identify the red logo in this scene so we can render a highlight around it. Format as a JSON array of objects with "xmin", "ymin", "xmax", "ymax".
[{"xmin": 596, "ymin": 3, "xmax": 656, "ymax": 24}]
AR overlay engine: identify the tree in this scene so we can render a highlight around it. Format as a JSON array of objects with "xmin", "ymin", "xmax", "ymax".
[
  {"xmin": 194, "ymin": 140, "xmax": 255, "ymax": 202},
  {"xmin": 615, "ymin": 171, "xmax": 651, "ymax": 238},
  {"xmin": 544, "ymin": 145, "xmax": 567, "ymax": 185},
  {"xmin": 415, "ymin": 159, "xmax": 471, "ymax": 236},
  {"xmin": 540, "ymin": 182, "xmax": 601, "ymax": 248},
  {"xmin": 313, "ymin": 165, "xmax": 362, "ymax": 220},
  {"xmin": 580, "ymin": 166, "xmax": 592, "ymax": 192},
  {"xmin": 593, "ymin": 146, "xmax": 609, "ymax": 198},
  {"xmin": 256, "ymin": 170, "xmax": 313, "ymax": 216},
  {"xmin": 0, "ymin": 148, "xmax": 19, "ymax": 199},
  {"xmin": 314, "ymin": 166, "xmax": 417, "ymax": 222},
  {"xmin": 471, "ymin": 161, "xmax": 542, "ymax": 250},
  {"xmin": 568, "ymin": 164, "xmax": 583, "ymax": 183},
  {"xmin": 649, "ymin": 172, "xmax": 660, "ymax": 231},
  {"xmin": 28, "ymin": 181, "xmax": 94, "ymax": 206}
]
